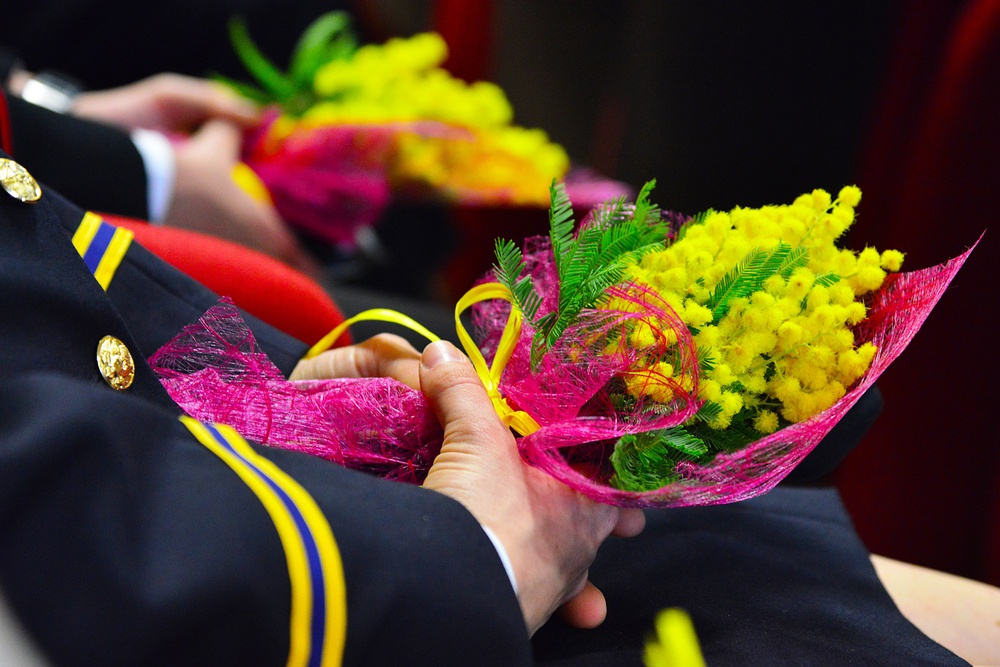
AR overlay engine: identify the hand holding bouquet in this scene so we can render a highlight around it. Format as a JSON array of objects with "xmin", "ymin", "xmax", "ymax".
[{"xmin": 152, "ymin": 182, "xmax": 974, "ymax": 507}]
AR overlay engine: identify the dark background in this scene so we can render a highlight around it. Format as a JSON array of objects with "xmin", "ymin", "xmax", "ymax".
[{"xmin": 2, "ymin": 0, "xmax": 996, "ymax": 586}]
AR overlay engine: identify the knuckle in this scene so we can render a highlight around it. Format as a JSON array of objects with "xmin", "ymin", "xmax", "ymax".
[
  {"xmin": 149, "ymin": 72, "xmax": 175, "ymax": 90},
  {"xmin": 444, "ymin": 415, "xmax": 506, "ymax": 447},
  {"xmin": 366, "ymin": 333, "xmax": 418, "ymax": 356}
]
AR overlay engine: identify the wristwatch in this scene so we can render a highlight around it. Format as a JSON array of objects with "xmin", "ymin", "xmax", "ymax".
[{"xmin": 19, "ymin": 70, "xmax": 83, "ymax": 114}]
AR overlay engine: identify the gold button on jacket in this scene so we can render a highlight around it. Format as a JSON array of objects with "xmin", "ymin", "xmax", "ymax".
[
  {"xmin": 0, "ymin": 158, "xmax": 42, "ymax": 203},
  {"xmin": 96, "ymin": 335, "xmax": 135, "ymax": 390}
]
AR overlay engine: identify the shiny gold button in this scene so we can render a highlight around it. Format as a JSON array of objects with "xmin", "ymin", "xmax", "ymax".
[
  {"xmin": 0, "ymin": 158, "xmax": 42, "ymax": 203},
  {"xmin": 96, "ymin": 335, "xmax": 135, "ymax": 391}
]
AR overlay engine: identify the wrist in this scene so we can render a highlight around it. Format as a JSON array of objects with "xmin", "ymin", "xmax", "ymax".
[
  {"xmin": 483, "ymin": 521, "xmax": 558, "ymax": 635},
  {"xmin": 480, "ymin": 525, "xmax": 519, "ymax": 596},
  {"xmin": 130, "ymin": 128, "xmax": 176, "ymax": 224},
  {"xmin": 15, "ymin": 70, "xmax": 83, "ymax": 114}
]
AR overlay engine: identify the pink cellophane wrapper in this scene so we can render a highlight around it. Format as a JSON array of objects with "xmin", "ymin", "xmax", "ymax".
[
  {"xmin": 243, "ymin": 116, "xmax": 394, "ymax": 245},
  {"xmin": 152, "ymin": 241, "xmax": 974, "ymax": 507},
  {"xmin": 149, "ymin": 300, "xmax": 441, "ymax": 483}
]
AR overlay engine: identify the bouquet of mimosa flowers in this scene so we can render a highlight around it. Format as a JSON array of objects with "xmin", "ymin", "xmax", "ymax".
[
  {"xmin": 470, "ymin": 182, "xmax": 928, "ymax": 506},
  {"xmin": 150, "ymin": 182, "xmax": 974, "ymax": 507}
]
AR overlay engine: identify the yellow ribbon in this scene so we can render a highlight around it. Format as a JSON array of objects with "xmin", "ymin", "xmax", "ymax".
[
  {"xmin": 305, "ymin": 308, "xmax": 441, "ymax": 356},
  {"xmin": 231, "ymin": 162, "xmax": 274, "ymax": 205},
  {"xmin": 454, "ymin": 283, "xmax": 541, "ymax": 436},
  {"xmin": 304, "ymin": 283, "xmax": 541, "ymax": 437}
]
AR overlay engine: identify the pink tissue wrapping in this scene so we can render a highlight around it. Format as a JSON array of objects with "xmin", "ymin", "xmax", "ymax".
[
  {"xmin": 151, "ymin": 242, "xmax": 975, "ymax": 507},
  {"xmin": 149, "ymin": 301, "xmax": 441, "ymax": 483},
  {"xmin": 242, "ymin": 117, "xmax": 394, "ymax": 245}
]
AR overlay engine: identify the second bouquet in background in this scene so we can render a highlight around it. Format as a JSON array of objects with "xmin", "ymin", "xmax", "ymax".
[{"xmin": 225, "ymin": 11, "xmax": 589, "ymax": 246}]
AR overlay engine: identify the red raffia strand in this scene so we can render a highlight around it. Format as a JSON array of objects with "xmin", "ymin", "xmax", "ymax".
[{"xmin": 151, "ymin": 239, "xmax": 978, "ymax": 507}]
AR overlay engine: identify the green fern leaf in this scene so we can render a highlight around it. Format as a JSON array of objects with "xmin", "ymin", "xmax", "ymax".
[
  {"xmin": 695, "ymin": 401, "xmax": 723, "ymax": 423},
  {"xmin": 777, "ymin": 246, "xmax": 809, "ymax": 278},
  {"xmin": 548, "ymin": 181, "xmax": 576, "ymax": 275},
  {"xmin": 515, "ymin": 282, "xmax": 542, "ymax": 321},
  {"xmin": 746, "ymin": 242, "xmax": 793, "ymax": 294},
  {"xmin": 687, "ymin": 410, "xmax": 760, "ymax": 453},
  {"xmin": 661, "ymin": 428, "xmax": 709, "ymax": 457},
  {"xmin": 630, "ymin": 179, "xmax": 659, "ymax": 228},
  {"xmin": 288, "ymin": 11, "xmax": 355, "ymax": 88},
  {"xmin": 706, "ymin": 248, "xmax": 767, "ymax": 322},
  {"xmin": 228, "ymin": 16, "xmax": 296, "ymax": 102},
  {"xmin": 696, "ymin": 345, "xmax": 717, "ymax": 373},
  {"xmin": 493, "ymin": 239, "xmax": 519, "ymax": 284},
  {"xmin": 493, "ymin": 239, "xmax": 541, "ymax": 320},
  {"xmin": 587, "ymin": 196, "xmax": 629, "ymax": 230},
  {"xmin": 814, "ymin": 272, "xmax": 842, "ymax": 287},
  {"xmin": 520, "ymin": 179, "xmax": 668, "ymax": 368},
  {"xmin": 610, "ymin": 428, "xmax": 708, "ymax": 492},
  {"xmin": 530, "ymin": 312, "xmax": 557, "ymax": 364},
  {"xmin": 707, "ymin": 243, "xmax": 808, "ymax": 323}
]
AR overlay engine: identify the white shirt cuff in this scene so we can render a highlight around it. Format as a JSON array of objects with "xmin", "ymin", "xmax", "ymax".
[
  {"xmin": 130, "ymin": 128, "xmax": 175, "ymax": 225},
  {"xmin": 481, "ymin": 525, "xmax": 519, "ymax": 597}
]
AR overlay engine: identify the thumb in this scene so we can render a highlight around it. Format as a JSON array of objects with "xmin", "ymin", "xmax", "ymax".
[{"xmin": 419, "ymin": 341, "xmax": 513, "ymax": 460}]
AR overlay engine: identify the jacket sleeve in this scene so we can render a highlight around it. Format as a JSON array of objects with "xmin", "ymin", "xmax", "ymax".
[
  {"xmin": 0, "ymin": 156, "xmax": 531, "ymax": 666},
  {"xmin": 0, "ymin": 43, "xmax": 147, "ymax": 217},
  {"xmin": 5, "ymin": 95, "xmax": 148, "ymax": 219},
  {"xmin": 0, "ymin": 374, "xmax": 530, "ymax": 667},
  {"xmin": 0, "ymin": 45, "xmax": 19, "ymax": 86}
]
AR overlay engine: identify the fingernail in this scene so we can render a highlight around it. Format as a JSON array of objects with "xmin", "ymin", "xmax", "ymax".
[{"xmin": 422, "ymin": 341, "xmax": 465, "ymax": 368}]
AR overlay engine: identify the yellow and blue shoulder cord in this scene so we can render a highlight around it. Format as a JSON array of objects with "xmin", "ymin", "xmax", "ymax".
[{"xmin": 72, "ymin": 211, "xmax": 134, "ymax": 290}]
